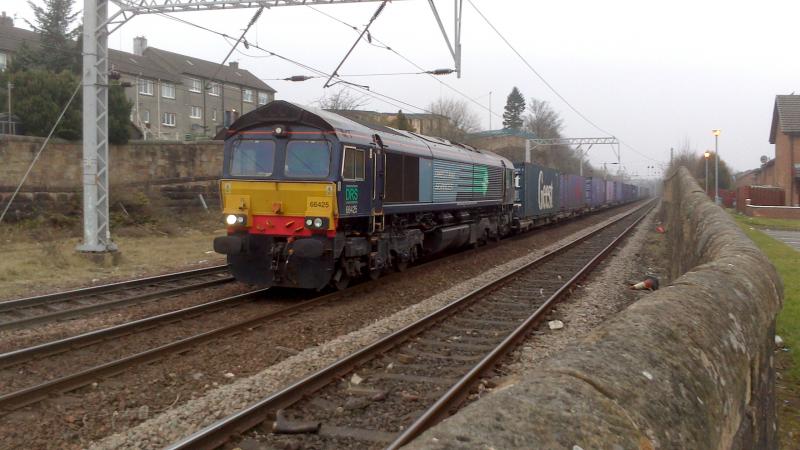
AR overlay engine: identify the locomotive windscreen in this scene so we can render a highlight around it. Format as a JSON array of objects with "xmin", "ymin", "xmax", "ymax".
[{"xmin": 230, "ymin": 139, "xmax": 276, "ymax": 177}]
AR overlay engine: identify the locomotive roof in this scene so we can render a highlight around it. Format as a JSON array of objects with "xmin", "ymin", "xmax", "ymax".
[{"xmin": 222, "ymin": 101, "xmax": 513, "ymax": 168}]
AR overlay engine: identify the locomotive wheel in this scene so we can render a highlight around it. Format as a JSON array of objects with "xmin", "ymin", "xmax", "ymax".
[
  {"xmin": 333, "ymin": 269, "xmax": 350, "ymax": 291},
  {"xmin": 395, "ymin": 260, "xmax": 408, "ymax": 272},
  {"xmin": 334, "ymin": 275, "xmax": 350, "ymax": 291},
  {"xmin": 369, "ymin": 268, "xmax": 382, "ymax": 281}
]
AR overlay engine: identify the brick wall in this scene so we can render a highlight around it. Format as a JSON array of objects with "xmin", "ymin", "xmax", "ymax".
[{"xmin": 745, "ymin": 204, "xmax": 800, "ymax": 220}]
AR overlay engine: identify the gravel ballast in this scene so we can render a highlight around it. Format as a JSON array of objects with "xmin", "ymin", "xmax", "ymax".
[{"xmin": 91, "ymin": 205, "xmax": 647, "ymax": 450}]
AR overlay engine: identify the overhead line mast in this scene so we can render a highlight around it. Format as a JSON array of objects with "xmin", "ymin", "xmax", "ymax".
[{"xmin": 79, "ymin": 0, "xmax": 464, "ymax": 253}]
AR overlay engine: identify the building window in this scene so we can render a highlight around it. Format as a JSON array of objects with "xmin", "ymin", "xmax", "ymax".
[
  {"xmin": 243, "ymin": 89, "xmax": 253, "ymax": 103},
  {"xmin": 161, "ymin": 82, "xmax": 176, "ymax": 99},
  {"xmin": 258, "ymin": 92, "xmax": 268, "ymax": 105},
  {"xmin": 212, "ymin": 109, "xmax": 217, "ymax": 122},
  {"xmin": 209, "ymin": 82, "xmax": 221, "ymax": 96},
  {"xmin": 0, "ymin": 52, "xmax": 7, "ymax": 71},
  {"xmin": 162, "ymin": 112, "xmax": 176, "ymax": 127},
  {"xmin": 142, "ymin": 109, "xmax": 150, "ymax": 124},
  {"xmin": 189, "ymin": 78, "xmax": 202, "ymax": 93},
  {"xmin": 138, "ymin": 78, "xmax": 154, "ymax": 96},
  {"xmin": 190, "ymin": 106, "xmax": 202, "ymax": 119}
]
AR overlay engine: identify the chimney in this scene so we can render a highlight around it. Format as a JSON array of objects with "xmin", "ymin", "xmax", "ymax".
[
  {"xmin": 133, "ymin": 36, "xmax": 147, "ymax": 56},
  {"xmin": 229, "ymin": 61, "xmax": 239, "ymax": 70},
  {"xmin": 0, "ymin": 12, "xmax": 13, "ymax": 27}
]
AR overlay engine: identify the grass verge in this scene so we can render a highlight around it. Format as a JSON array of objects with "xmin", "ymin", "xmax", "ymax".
[
  {"xmin": 731, "ymin": 211, "xmax": 800, "ymax": 232},
  {"xmin": 731, "ymin": 214, "xmax": 800, "ymax": 447}
]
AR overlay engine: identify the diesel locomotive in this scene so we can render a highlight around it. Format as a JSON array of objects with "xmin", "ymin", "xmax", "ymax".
[{"xmin": 213, "ymin": 101, "xmax": 517, "ymax": 290}]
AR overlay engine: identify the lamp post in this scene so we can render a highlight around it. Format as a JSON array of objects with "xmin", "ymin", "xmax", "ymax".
[
  {"xmin": 704, "ymin": 151, "xmax": 711, "ymax": 196},
  {"xmin": 712, "ymin": 129, "xmax": 721, "ymax": 205}
]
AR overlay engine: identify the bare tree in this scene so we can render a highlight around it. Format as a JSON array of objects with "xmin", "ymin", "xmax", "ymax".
[
  {"xmin": 317, "ymin": 88, "xmax": 369, "ymax": 111},
  {"xmin": 523, "ymin": 98, "xmax": 591, "ymax": 174},
  {"xmin": 428, "ymin": 97, "xmax": 480, "ymax": 141},
  {"xmin": 524, "ymin": 98, "xmax": 563, "ymax": 139}
]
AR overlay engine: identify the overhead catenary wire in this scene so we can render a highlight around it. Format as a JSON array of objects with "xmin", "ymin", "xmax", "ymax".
[
  {"xmin": 306, "ymin": 4, "xmax": 502, "ymax": 121},
  {"xmin": 205, "ymin": 6, "xmax": 264, "ymax": 90},
  {"xmin": 323, "ymin": 0, "xmax": 388, "ymax": 88},
  {"xmin": 465, "ymin": 0, "xmax": 661, "ymax": 162},
  {"xmin": 154, "ymin": 12, "xmax": 434, "ymax": 114},
  {"xmin": 0, "ymin": 82, "xmax": 81, "ymax": 225}
]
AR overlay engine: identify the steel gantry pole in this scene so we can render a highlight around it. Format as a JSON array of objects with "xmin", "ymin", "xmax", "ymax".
[{"xmin": 78, "ymin": 0, "xmax": 116, "ymax": 252}]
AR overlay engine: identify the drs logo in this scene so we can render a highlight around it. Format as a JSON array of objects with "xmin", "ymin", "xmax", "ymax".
[
  {"xmin": 345, "ymin": 185, "xmax": 359, "ymax": 202},
  {"xmin": 345, "ymin": 185, "xmax": 359, "ymax": 215}
]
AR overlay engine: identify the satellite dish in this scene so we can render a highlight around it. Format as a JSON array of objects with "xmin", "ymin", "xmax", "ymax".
[{"xmin": 760, "ymin": 155, "xmax": 769, "ymax": 164}]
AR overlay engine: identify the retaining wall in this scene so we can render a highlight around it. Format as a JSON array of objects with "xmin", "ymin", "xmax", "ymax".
[
  {"xmin": 0, "ymin": 135, "xmax": 224, "ymax": 220},
  {"xmin": 410, "ymin": 167, "xmax": 783, "ymax": 450}
]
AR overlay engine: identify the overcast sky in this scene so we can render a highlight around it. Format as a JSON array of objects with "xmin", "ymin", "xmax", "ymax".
[{"xmin": 7, "ymin": 0, "xmax": 799, "ymax": 176}]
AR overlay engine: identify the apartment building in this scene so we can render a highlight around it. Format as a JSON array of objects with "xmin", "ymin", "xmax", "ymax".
[
  {"xmin": 0, "ymin": 16, "xmax": 275, "ymax": 140},
  {"xmin": 125, "ymin": 37, "xmax": 275, "ymax": 140}
]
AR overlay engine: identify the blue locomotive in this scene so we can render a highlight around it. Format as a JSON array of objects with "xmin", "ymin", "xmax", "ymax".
[{"xmin": 213, "ymin": 101, "xmax": 642, "ymax": 290}]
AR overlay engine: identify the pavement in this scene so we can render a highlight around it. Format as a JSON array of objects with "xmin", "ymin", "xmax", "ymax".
[{"xmin": 762, "ymin": 229, "xmax": 800, "ymax": 252}]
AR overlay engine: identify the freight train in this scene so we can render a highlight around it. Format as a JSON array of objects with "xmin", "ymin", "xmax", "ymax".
[{"xmin": 213, "ymin": 101, "xmax": 644, "ymax": 290}]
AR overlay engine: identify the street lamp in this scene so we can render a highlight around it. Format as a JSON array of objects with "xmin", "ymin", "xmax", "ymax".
[
  {"xmin": 704, "ymin": 151, "xmax": 711, "ymax": 196},
  {"xmin": 712, "ymin": 129, "xmax": 721, "ymax": 205}
]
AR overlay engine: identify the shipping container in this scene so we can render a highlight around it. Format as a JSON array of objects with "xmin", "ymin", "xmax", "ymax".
[
  {"xmin": 585, "ymin": 177, "xmax": 606, "ymax": 208},
  {"xmin": 514, "ymin": 163, "xmax": 560, "ymax": 219},
  {"xmin": 614, "ymin": 182, "xmax": 623, "ymax": 203},
  {"xmin": 736, "ymin": 186, "xmax": 785, "ymax": 213},
  {"xmin": 559, "ymin": 174, "xmax": 586, "ymax": 213},
  {"xmin": 605, "ymin": 180, "xmax": 615, "ymax": 204}
]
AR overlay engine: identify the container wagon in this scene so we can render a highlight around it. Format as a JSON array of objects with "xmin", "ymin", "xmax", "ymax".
[
  {"xmin": 559, "ymin": 174, "xmax": 586, "ymax": 216},
  {"xmin": 513, "ymin": 162, "xmax": 560, "ymax": 230}
]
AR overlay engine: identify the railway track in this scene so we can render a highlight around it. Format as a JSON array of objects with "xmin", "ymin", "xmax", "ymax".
[
  {"xmin": 0, "ymin": 265, "xmax": 234, "ymax": 331},
  {"xmin": 165, "ymin": 200, "xmax": 655, "ymax": 450},
  {"xmin": 0, "ymin": 201, "xmax": 646, "ymax": 416}
]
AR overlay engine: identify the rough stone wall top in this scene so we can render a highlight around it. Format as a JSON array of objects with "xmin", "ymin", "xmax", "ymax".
[
  {"xmin": 410, "ymin": 167, "xmax": 782, "ymax": 450},
  {"xmin": 0, "ymin": 135, "xmax": 223, "ymax": 191}
]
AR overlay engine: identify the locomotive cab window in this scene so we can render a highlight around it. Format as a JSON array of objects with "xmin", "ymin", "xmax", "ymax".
[
  {"xmin": 342, "ymin": 147, "xmax": 365, "ymax": 181},
  {"xmin": 285, "ymin": 140, "xmax": 331, "ymax": 178},
  {"xmin": 230, "ymin": 139, "xmax": 275, "ymax": 177}
]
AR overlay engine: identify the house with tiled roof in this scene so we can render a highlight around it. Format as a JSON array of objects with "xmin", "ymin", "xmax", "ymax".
[
  {"xmin": 124, "ymin": 37, "xmax": 275, "ymax": 140},
  {"xmin": 0, "ymin": 15, "xmax": 275, "ymax": 140},
  {"xmin": 769, "ymin": 95, "xmax": 800, "ymax": 206}
]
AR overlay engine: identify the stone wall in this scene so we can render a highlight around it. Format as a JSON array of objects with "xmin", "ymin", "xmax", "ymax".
[
  {"xmin": 0, "ymin": 135, "xmax": 223, "ymax": 220},
  {"xmin": 410, "ymin": 167, "xmax": 782, "ymax": 450}
]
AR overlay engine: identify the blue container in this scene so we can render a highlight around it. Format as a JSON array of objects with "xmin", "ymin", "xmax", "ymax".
[
  {"xmin": 514, "ymin": 163, "xmax": 560, "ymax": 219},
  {"xmin": 585, "ymin": 177, "xmax": 606, "ymax": 208},
  {"xmin": 560, "ymin": 174, "xmax": 586, "ymax": 212}
]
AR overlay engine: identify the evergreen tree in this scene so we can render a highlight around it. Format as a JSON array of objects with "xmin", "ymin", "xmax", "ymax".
[
  {"xmin": 393, "ymin": 110, "xmax": 414, "ymax": 131},
  {"xmin": 10, "ymin": 69, "xmax": 82, "ymax": 139},
  {"xmin": 108, "ymin": 84, "xmax": 133, "ymax": 145},
  {"xmin": 502, "ymin": 87, "xmax": 525, "ymax": 130},
  {"xmin": 9, "ymin": 0, "xmax": 130, "ymax": 143},
  {"xmin": 24, "ymin": 0, "xmax": 80, "ymax": 72}
]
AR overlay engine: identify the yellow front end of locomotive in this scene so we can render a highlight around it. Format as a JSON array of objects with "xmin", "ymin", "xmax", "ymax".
[{"xmin": 220, "ymin": 180, "xmax": 337, "ymax": 235}]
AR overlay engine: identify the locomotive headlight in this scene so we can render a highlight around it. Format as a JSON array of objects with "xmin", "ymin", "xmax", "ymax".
[
  {"xmin": 305, "ymin": 218, "xmax": 313, "ymax": 227},
  {"xmin": 225, "ymin": 214, "xmax": 246, "ymax": 226},
  {"xmin": 313, "ymin": 218, "xmax": 323, "ymax": 228}
]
